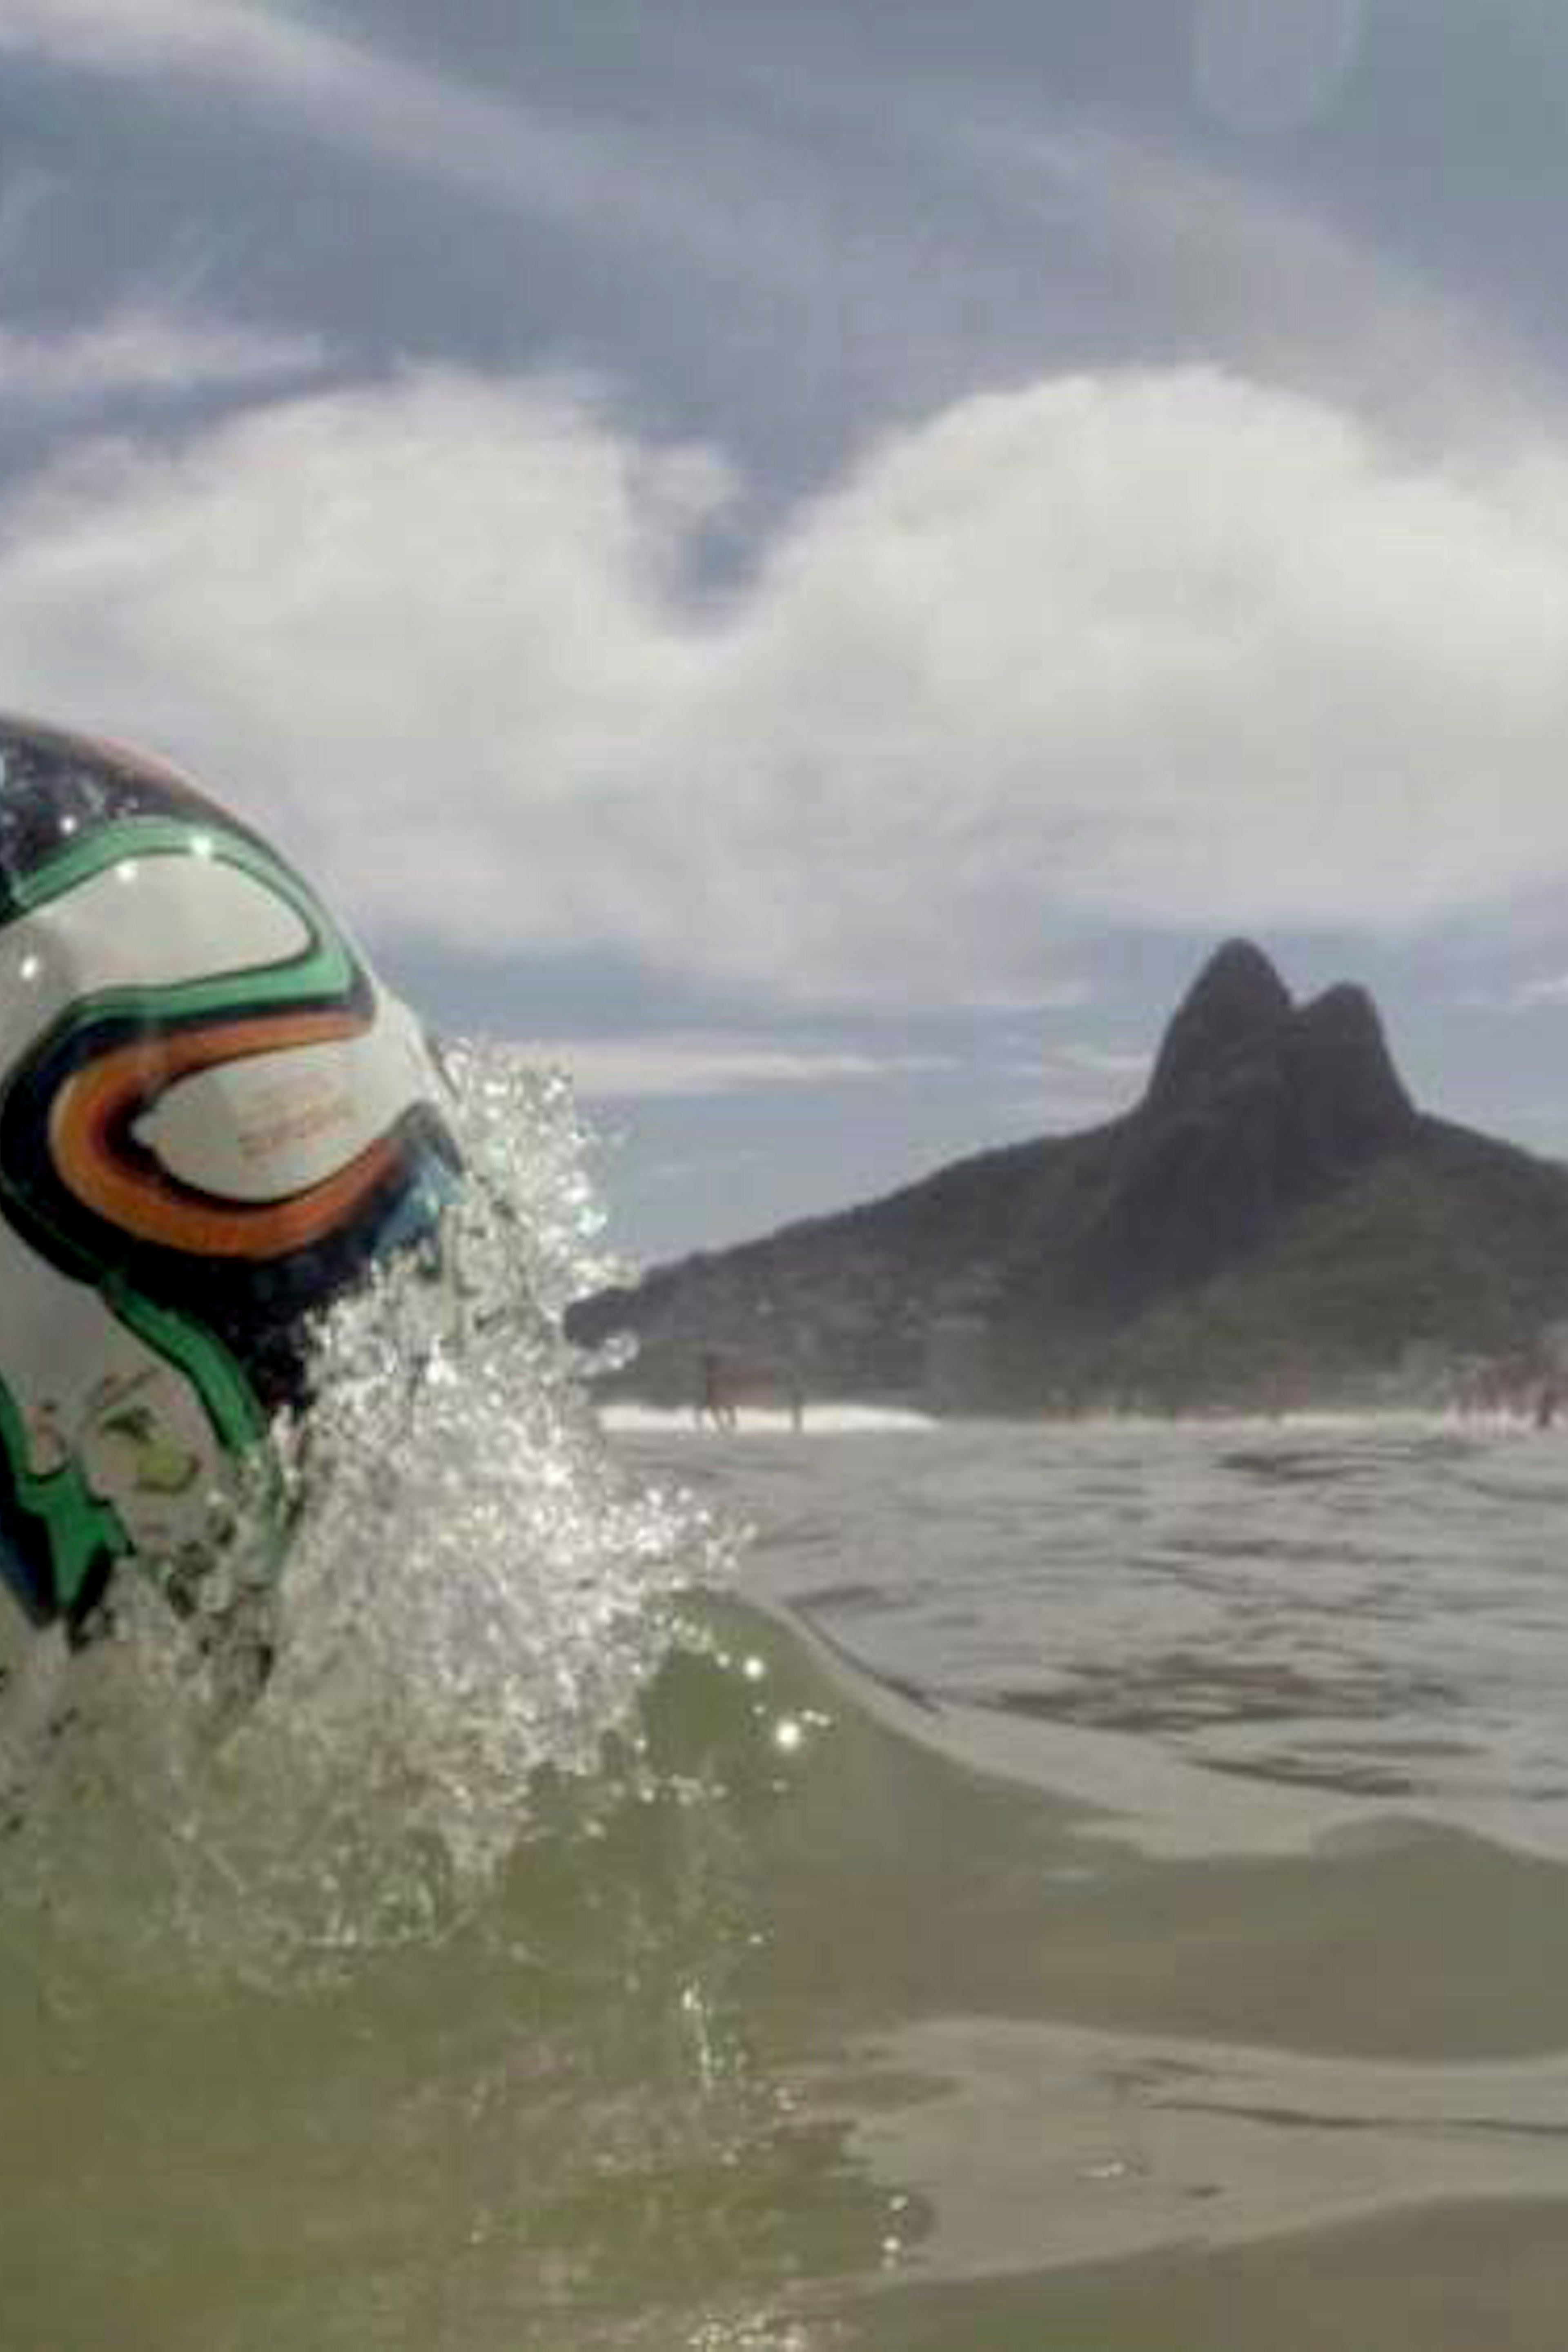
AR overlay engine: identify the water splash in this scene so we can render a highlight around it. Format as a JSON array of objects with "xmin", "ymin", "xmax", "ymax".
[{"xmin": 0, "ymin": 1040, "xmax": 736, "ymax": 1975}]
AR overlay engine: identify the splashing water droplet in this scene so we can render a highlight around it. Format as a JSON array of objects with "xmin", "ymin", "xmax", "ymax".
[{"xmin": 0, "ymin": 1039, "xmax": 737, "ymax": 1976}]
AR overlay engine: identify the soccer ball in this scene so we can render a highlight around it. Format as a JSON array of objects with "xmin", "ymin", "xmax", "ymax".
[{"xmin": 0, "ymin": 713, "xmax": 459, "ymax": 1638}]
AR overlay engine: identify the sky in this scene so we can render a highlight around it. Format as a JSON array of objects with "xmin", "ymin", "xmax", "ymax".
[{"xmin": 5, "ymin": 0, "xmax": 1568, "ymax": 1261}]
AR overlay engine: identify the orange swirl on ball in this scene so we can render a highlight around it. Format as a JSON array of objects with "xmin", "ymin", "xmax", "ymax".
[{"xmin": 48, "ymin": 1010, "xmax": 403, "ymax": 1260}]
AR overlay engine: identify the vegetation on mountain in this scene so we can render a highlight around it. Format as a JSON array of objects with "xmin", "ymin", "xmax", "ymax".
[{"xmin": 572, "ymin": 942, "xmax": 1568, "ymax": 1414}]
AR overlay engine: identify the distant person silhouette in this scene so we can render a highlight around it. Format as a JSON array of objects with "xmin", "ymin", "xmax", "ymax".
[{"xmin": 699, "ymin": 1350, "xmax": 738, "ymax": 1432}]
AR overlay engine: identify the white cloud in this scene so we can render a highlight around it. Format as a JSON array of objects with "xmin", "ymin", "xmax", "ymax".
[
  {"xmin": 1508, "ymin": 976, "xmax": 1568, "ymax": 1011},
  {"xmin": 523, "ymin": 1036, "xmax": 958, "ymax": 1101},
  {"xmin": 994, "ymin": 1040, "xmax": 1153, "ymax": 1129},
  {"xmin": 0, "ymin": 305, "xmax": 326, "ymax": 403},
  {"xmin": 952, "ymin": 118, "xmax": 1552, "ymax": 448},
  {"xmin": 4, "ymin": 361, "xmax": 1568, "ymax": 1006},
  {"xmin": 0, "ymin": 1, "xmax": 606, "ymax": 203},
  {"xmin": 0, "ymin": 0, "xmax": 603, "ymax": 203},
  {"xmin": 0, "ymin": 0, "xmax": 472, "ymax": 99},
  {"xmin": 0, "ymin": 0, "xmax": 808, "ymax": 288},
  {"xmin": 1455, "ymin": 971, "xmax": 1568, "ymax": 1013},
  {"xmin": 1054, "ymin": 1044, "xmax": 1154, "ymax": 1081},
  {"xmin": 6, "ymin": 3, "xmax": 1546, "ymax": 457}
]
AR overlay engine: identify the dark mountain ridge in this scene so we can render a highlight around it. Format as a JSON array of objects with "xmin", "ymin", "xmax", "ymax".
[{"xmin": 574, "ymin": 942, "xmax": 1568, "ymax": 1412}]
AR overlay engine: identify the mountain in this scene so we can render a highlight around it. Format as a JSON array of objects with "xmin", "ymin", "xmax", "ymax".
[{"xmin": 570, "ymin": 942, "xmax": 1568, "ymax": 1413}]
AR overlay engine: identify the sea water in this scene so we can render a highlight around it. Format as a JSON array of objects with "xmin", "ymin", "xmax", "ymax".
[{"xmin": 6, "ymin": 1059, "xmax": 1568, "ymax": 2348}]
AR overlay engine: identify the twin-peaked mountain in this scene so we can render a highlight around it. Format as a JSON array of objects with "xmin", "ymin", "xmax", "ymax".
[{"xmin": 572, "ymin": 942, "xmax": 1568, "ymax": 1411}]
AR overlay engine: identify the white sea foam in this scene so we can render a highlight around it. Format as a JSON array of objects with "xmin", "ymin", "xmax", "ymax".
[{"xmin": 601, "ymin": 1402, "xmax": 940, "ymax": 1437}]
